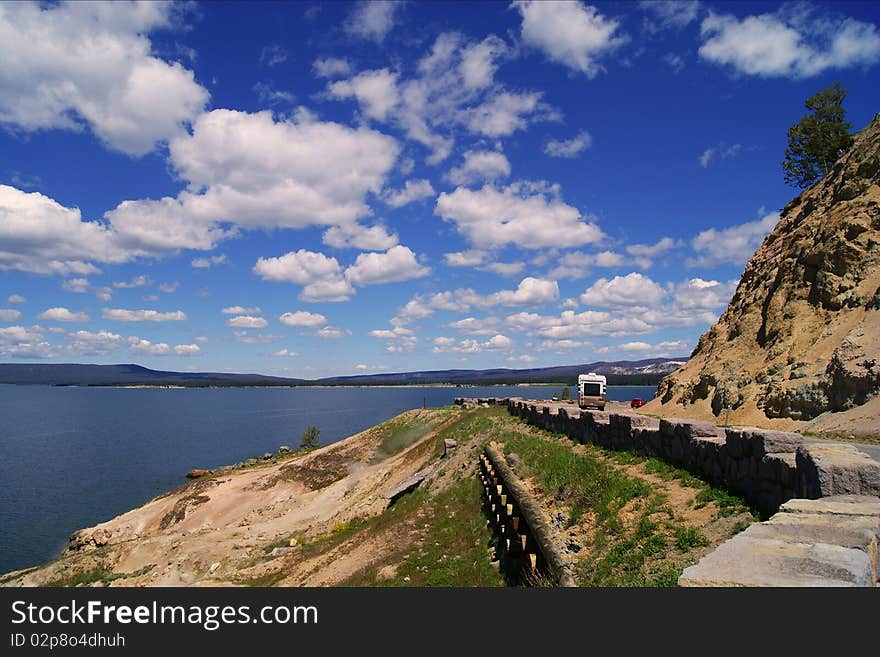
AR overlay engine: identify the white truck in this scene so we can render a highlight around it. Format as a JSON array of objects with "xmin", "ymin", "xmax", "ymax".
[{"xmin": 577, "ymin": 373, "xmax": 606, "ymax": 410}]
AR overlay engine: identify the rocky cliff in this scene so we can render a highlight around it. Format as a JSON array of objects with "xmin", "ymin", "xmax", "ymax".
[{"xmin": 648, "ymin": 114, "xmax": 880, "ymax": 436}]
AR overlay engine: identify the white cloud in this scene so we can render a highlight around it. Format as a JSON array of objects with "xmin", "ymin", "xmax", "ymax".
[
  {"xmin": 383, "ymin": 179, "xmax": 436, "ymax": 208},
  {"xmin": 0, "ymin": 309, "xmax": 21, "ymax": 322},
  {"xmin": 447, "ymin": 150, "xmax": 511, "ymax": 186},
  {"xmin": 0, "ymin": 325, "xmax": 54, "ymax": 358},
  {"xmin": 548, "ymin": 250, "xmax": 626, "ymax": 279},
  {"xmin": 447, "ymin": 317, "xmax": 502, "ymax": 336},
  {"xmin": 435, "ymin": 182, "xmax": 604, "ymax": 250},
  {"xmin": 259, "ymin": 44, "xmax": 288, "ymax": 67},
  {"xmin": 640, "ymin": 1, "xmax": 701, "ymax": 31},
  {"xmin": 279, "ymin": 311, "xmax": 327, "ymax": 328},
  {"xmin": 432, "ymin": 334, "xmax": 513, "ymax": 353},
  {"xmin": 226, "ymin": 315, "xmax": 268, "ymax": 329},
  {"xmin": 113, "ymin": 274, "xmax": 151, "ymax": 289},
  {"xmin": 515, "ymin": 1, "xmax": 627, "ymax": 77},
  {"xmin": 327, "ymin": 68, "xmax": 400, "ymax": 121},
  {"xmin": 580, "ymin": 273, "xmax": 664, "ymax": 307},
  {"xmin": 322, "ymin": 223, "xmax": 399, "ymax": 251},
  {"xmin": 0, "ymin": 2, "xmax": 209, "ymax": 156},
  {"xmin": 485, "ymin": 277, "xmax": 559, "ymax": 306},
  {"xmin": 107, "ymin": 109, "xmax": 399, "ymax": 254},
  {"xmin": 313, "ymin": 57, "xmax": 352, "ymax": 78},
  {"xmin": 65, "ymin": 330, "xmax": 125, "ymax": 356},
  {"xmin": 344, "ymin": 1, "xmax": 401, "ymax": 43},
  {"xmin": 37, "ymin": 307, "xmax": 89, "ymax": 322},
  {"xmin": 191, "ymin": 254, "xmax": 228, "ymax": 268},
  {"xmin": 368, "ymin": 326, "xmax": 417, "ymax": 353},
  {"xmin": 444, "ymin": 250, "xmax": 489, "ymax": 268},
  {"xmin": 234, "ymin": 331, "xmax": 281, "ymax": 344},
  {"xmin": 315, "ymin": 326, "xmax": 349, "ymax": 339},
  {"xmin": 699, "ymin": 143, "xmax": 742, "ymax": 168},
  {"xmin": 0, "ymin": 185, "xmax": 133, "ymax": 275},
  {"xmin": 159, "ymin": 282, "xmax": 179, "ymax": 293},
  {"xmin": 62, "ymin": 278, "xmax": 91, "ymax": 293},
  {"xmin": 222, "ymin": 306, "xmax": 262, "ymax": 315},
  {"xmin": 544, "ymin": 131, "xmax": 592, "ymax": 158},
  {"xmin": 272, "ymin": 349, "xmax": 299, "ymax": 357},
  {"xmin": 626, "ymin": 237, "xmax": 678, "ymax": 259},
  {"xmin": 537, "ymin": 338, "xmax": 593, "ymax": 352},
  {"xmin": 466, "ymin": 91, "xmax": 558, "ymax": 138},
  {"xmin": 664, "ymin": 53, "xmax": 686, "ymax": 73},
  {"xmin": 102, "ymin": 308, "xmax": 187, "ymax": 322},
  {"xmin": 345, "ymin": 245, "xmax": 431, "ymax": 286},
  {"xmin": 128, "ymin": 337, "xmax": 170, "ymax": 356},
  {"xmin": 7, "ymin": 294, "xmax": 25, "ymax": 303},
  {"xmin": 483, "ymin": 261, "xmax": 525, "ymax": 277},
  {"xmin": 254, "ymin": 249, "xmax": 354, "ymax": 302},
  {"xmin": 253, "ymin": 82, "xmax": 296, "ymax": 106},
  {"xmin": 699, "ymin": 8, "xmax": 880, "ymax": 78},
  {"xmin": 670, "ymin": 278, "xmax": 737, "ymax": 309},
  {"xmin": 174, "ymin": 343, "xmax": 200, "ymax": 356},
  {"xmin": 688, "ymin": 212, "xmax": 778, "ymax": 267},
  {"xmin": 94, "ymin": 287, "xmax": 113, "ymax": 302}
]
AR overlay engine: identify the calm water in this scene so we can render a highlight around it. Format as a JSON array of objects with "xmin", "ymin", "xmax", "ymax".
[{"xmin": 0, "ymin": 384, "xmax": 655, "ymax": 573}]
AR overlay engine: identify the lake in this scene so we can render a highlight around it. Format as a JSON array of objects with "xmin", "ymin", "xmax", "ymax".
[{"xmin": 0, "ymin": 384, "xmax": 656, "ymax": 573}]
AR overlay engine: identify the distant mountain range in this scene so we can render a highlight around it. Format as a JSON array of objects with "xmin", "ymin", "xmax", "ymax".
[{"xmin": 0, "ymin": 358, "xmax": 687, "ymax": 387}]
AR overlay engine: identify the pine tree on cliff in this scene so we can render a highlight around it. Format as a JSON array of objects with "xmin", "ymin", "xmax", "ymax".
[{"xmin": 782, "ymin": 81, "xmax": 853, "ymax": 189}]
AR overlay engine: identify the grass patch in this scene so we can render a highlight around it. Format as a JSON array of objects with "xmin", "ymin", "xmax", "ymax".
[
  {"xmin": 41, "ymin": 564, "xmax": 154, "ymax": 588},
  {"xmin": 673, "ymin": 526, "xmax": 709, "ymax": 552}
]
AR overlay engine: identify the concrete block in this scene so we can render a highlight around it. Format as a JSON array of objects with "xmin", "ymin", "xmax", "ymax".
[{"xmin": 796, "ymin": 444, "xmax": 880, "ymax": 498}]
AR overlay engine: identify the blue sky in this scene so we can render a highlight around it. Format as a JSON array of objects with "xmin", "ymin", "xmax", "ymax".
[{"xmin": 1, "ymin": 1, "xmax": 879, "ymax": 378}]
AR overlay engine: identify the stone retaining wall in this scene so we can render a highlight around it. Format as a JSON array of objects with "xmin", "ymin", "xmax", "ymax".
[{"xmin": 457, "ymin": 397, "xmax": 880, "ymax": 517}]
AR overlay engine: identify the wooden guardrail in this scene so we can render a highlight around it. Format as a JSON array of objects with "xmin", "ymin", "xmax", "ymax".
[{"xmin": 479, "ymin": 441, "xmax": 576, "ymax": 587}]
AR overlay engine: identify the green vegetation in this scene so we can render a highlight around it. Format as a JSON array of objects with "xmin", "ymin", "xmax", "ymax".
[
  {"xmin": 299, "ymin": 426, "xmax": 320, "ymax": 450},
  {"xmin": 560, "ymin": 387, "xmax": 571, "ymax": 400},
  {"xmin": 783, "ymin": 81, "xmax": 853, "ymax": 188},
  {"xmin": 40, "ymin": 564, "xmax": 154, "ymax": 588},
  {"xmin": 372, "ymin": 408, "xmax": 456, "ymax": 460}
]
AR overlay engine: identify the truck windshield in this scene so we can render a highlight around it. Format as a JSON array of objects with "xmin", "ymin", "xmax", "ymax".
[{"xmin": 582, "ymin": 383, "xmax": 602, "ymax": 396}]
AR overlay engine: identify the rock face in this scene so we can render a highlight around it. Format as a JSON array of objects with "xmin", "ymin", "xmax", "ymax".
[{"xmin": 650, "ymin": 114, "xmax": 880, "ymax": 431}]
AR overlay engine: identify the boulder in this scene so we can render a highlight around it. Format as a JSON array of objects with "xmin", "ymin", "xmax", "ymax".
[{"xmin": 186, "ymin": 469, "xmax": 212, "ymax": 478}]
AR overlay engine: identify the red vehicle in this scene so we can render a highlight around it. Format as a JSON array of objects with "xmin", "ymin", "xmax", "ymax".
[{"xmin": 630, "ymin": 398, "xmax": 646, "ymax": 409}]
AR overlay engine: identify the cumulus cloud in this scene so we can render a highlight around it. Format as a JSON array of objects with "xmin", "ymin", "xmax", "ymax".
[
  {"xmin": 383, "ymin": 179, "xmax": 436, "ymax": 208},
  {"xmin": 315, "ymin": 326, "xmax": 349, "ymax": 339},
  {"xmin": 102, "ymin": 308, "xmax": 187, "ymax": 322},
  {"xmin": 547, "ymin": 250, "xmax": 626, "ymax": 279},
  {"xmin": 259, "ymin": 44, "xmax": 288, "ymax": 67},
  {"xmin": 544, "ymin": 131, "xmax": 592, "ymax": 158},
  {"xmin": 254, "ymin": 249, "xmax": 354, "ymax": 302},
  {"xmin": 191, "ymin": 254, "xmax": 228, "ymax": 268},
  {"xmin": 7, "ymin": 294, "xmax": 25, "ymax": 303},
  {"xmin": 272, "ymin": 349, "xmax": 299, "ymax": 357},
  {"xmin": 0, "ymin": 185, "xmax": 134, "ymax": 275},
  {"xmin": 226, "ymin": 315, "xmax": 268, "ymax": 329},
  {"xmin": 322, "ymin": 223, "xmax": 399, "ymax": 251},
  {"xmin": 0, "ymin": 2, "xmax": 209, "ymax": 156},
  {"xmin": 327, "ymin": 68, "xmax": 400, "ymax": 121},
  {"xmin": 325, "ymin": 32, "xmax": 550, "ymax": 163},
  {"xmin": 113, "ymin": 275, "xmax": 151, "ymax": 289},
  {"xmin": 344, "ymin": 1, "xmax": 401, "ymax": 43},
  {"xmin": 447, "ymin": 150, "xmax": 511, "ymax": 186},
  {"xmin": 699, "ymin": 7, "xmax": 880, "ymax": 78},
  {"xmin": 0, "ymin": 309, "xmax": 21, "ymax": 322},
  {"xmin": 222, "ymin": 306, "xmax": 262, "ymax": 315},
  {"xmin": 435, "ymin": 182, "xmax": 604, "ymax": 250},
  {"xmin": 432, "ymin": 334, "xmax": 513, "ymax": 353},
  {"xmin": 37, "ymin": 307, "xmax": 89, "ymax": 322},
  {"xmin": 174, "ymin": 343, "xmax": 201, "ymax": 356},
  {"xmin": 159, "ymin": 282, "xmax": 179, "ymax": 293},
  {"xmin": 279, "ymin": 311, "xmax": 327, "ymax": 328},
  {"xmin": 345, "ymin": 246, "xmax": 431, "ymax": 286},
  {"xmin": 313, "ymin": 57, "xmax": 352, "ymax": 78},
  {"xmin": 106, "ymin": 109, "xmax": 399, "ymax": 254},
  {"xmin": 580, "ymin": 273, "xmax": 664, "ymax": 307},
  {"xmin": 670, "ymin": 278, "xmax": 737, "ymax": 309},
  {"xmin": 128, "ymin": 337, "xmax": 170, "ymax": 355},
  {"xmin": 688, "ymin": 212, "xmax": 778, "ymax": 267},
  {"xmin": 65, "ymin": 330, "xmax": 125, "ymax": 356},
  {"xmin": 62, "ymin": 278, "xmax": 91, "ymax": 294},
  {"xmin": 515, "ymin": 1, "xmax": 627, "ymax": 77},
  {"xmin": 0, "ymin": 324, "xmax": 54, "ymax": 358}
]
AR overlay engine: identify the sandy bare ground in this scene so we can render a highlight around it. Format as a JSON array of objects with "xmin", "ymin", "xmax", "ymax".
[{"xmin": 0, "ymin": 408, "xmax": 462, "ymax": 587}]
